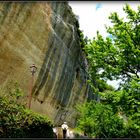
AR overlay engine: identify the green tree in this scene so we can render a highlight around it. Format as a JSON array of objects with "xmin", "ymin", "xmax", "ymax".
[
  {"xmin": 76, "ymin": 4, "xmax": 140, "ymax": 138},
  {"xmin": 76, "ymin": 101, "xmax": 125, "ymax": 138},
  {"xmin": 99, "ymin": 77, "xmax": 140, "ymax": 137},
  {"xmin": 84, "ymin": 4, "xmax": 140, "ymax": 84}
]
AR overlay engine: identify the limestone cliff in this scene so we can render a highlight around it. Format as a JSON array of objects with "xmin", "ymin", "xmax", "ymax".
[{"xmin": 0, "ymin": 2, "xmax": 93, "ymax": 127}]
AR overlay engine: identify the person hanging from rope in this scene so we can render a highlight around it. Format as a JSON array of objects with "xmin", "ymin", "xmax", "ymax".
[{"xmin": 61, "ymin": 122, "xmax": 69, "ymax": 138}]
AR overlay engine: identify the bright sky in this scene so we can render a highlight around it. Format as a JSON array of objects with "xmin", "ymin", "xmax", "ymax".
[
  {"xmin": 69, "ymin": 1, "xmax": 139, "ymax": 39},
  {"xmin": 69, "ymin": 1, "xmax": 140, "ymax": 89}
]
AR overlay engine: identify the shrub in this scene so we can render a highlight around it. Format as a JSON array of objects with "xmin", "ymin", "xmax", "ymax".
[
  {"xmin": 0, "ymin": 82, "xmax": 54, "ymax": 138},
  {"xmin": 76, "ymin": 101, "xmax": 125, "ymax": 138}
]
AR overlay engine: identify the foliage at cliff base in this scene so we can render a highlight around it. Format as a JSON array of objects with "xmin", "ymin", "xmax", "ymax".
[{"xmin": 0, "ymin": 82, "xmax": 54, "ymax": 138}]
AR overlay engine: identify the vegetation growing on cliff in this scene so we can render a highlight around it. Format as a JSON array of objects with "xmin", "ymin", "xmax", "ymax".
[
  {"xmin": 0, "ymin": 82, "xmax": 54, "ymax": 138},
  {"xmin": 76, "ymin": 4, "xmax": 140, "ymax": 138}
]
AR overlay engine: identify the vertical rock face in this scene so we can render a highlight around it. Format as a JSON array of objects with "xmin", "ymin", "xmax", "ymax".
[{"xmin": 0, "ymin": 2, "xmax": 93, "ymax": 127}]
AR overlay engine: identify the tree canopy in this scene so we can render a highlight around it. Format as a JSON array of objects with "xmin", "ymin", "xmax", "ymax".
[
  {"xmin": 76, "ymin": 4, "xmax": 140, "ymax": 138},
  {"xmin": 84, "ymin": 4, "xmax": 140, "ymax": 84}
]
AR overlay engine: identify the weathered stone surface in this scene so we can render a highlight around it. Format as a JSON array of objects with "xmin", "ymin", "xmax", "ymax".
[{"xmin": 0, "ymin": 2, "xmax": 93, "ymax": 127}]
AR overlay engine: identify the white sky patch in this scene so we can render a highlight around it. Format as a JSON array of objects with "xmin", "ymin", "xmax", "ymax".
[
  {"xmin": 107, "ymin": 79, "xmax": 122, "ymax": 89},
  {"xmin": 69, "ymin": 1, "xmax": 139, "ymax": 39},
  {"xmin": 69, "ymin": 2, "xmax": 139, "ymax": 89}
]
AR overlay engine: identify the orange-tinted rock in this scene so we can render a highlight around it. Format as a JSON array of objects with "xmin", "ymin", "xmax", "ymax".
[{"xmin": 0, "ymin": 2, "xmax": 93, "ymax": 127}]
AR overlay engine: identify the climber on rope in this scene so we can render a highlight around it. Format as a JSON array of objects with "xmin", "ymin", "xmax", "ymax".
[{"xmin": 61, "ymin": 122, "xmax": 69, "ymax": 138}]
